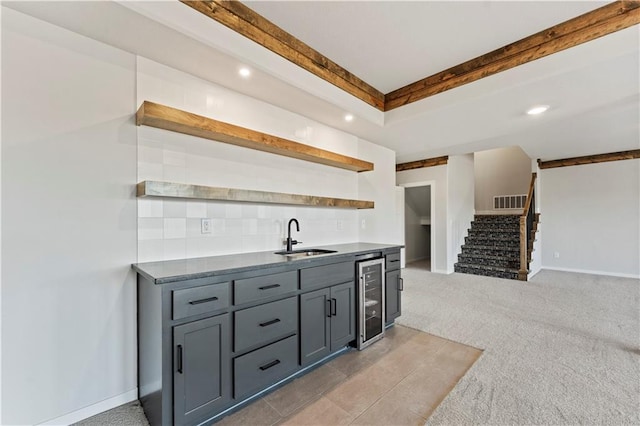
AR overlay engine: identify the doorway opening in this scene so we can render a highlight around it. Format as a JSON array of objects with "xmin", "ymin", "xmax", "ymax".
[{"xmin": 403, "ymin": 184, "xmax": 433, "ymax": 271}]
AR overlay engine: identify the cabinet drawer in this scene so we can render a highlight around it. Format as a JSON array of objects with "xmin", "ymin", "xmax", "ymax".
[
  {"xmin": 173, "ymin": 283, "xmax": 230, "ymax": 320},
  {"xmin": 300, "ymin": 261, "xmax": 354, "ymax": 291},
  {"xmin": 386, "ymin": 252, "xmax": 401, "ymax": 271},
  {"xmin": 234, "ymin": 335, "xmax": 298, "ymax": 399},
  {"xmin": 234, "ymin": 297, "xmax": 297, "ymax": 353},
  {"xmin": 234, "ymin": 271, "xmax": 298, "ymax": 305}
]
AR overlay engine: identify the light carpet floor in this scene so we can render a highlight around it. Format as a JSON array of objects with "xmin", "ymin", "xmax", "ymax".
[{"xmin": 397, "ymin": 266, "xmax": 640, "ymax": 425}]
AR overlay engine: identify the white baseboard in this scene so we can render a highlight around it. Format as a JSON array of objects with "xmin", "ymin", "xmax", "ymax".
[
  {"xmin": 432, "ymin": 268, "xmax": 452, "ymax": 274},
  {"xmin": 528, "ymin": 264, "xmax": 542, "ymax": 280},
  {"xmin": 541, "ymin": 266, "xmax": 640, "ymax": 280},
  {"xmin": 38, "ymin": 388, "xmax": 138, "ymax": 425}
]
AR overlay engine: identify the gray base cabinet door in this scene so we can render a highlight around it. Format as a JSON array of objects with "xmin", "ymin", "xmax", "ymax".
[
  {"xmin": 300, "ymin": 288, "xmax": 331, "ymax": 366},
  {"xmin": 173, "ymin": 314, "xmax": 231, "ymax": 426},
  {"xmin": 385, "ymin": 270, "xmax": 401, "ymax": 324},
  {"xmin": 330, "ymin": 281, "xmax": 356, "ymax": 351}
]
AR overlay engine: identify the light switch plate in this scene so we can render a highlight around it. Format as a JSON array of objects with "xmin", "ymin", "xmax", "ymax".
[{"xmin": 201, "ymin": 218, "xmax": 212, "ymax": 234}]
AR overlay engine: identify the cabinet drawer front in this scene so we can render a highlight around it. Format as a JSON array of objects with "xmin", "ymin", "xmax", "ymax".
[
  {"xmin": 234, "ymin": 271, "xmax": 298, "ymax": 305},
  {"xmin": 173, "ymin": 283, "xmax": 230, "ymax": 320},
  {"xmin": 234, "ymin": 335, "xmax": 298, "ymax": 399},
  {"xmin": 300, "ymin": 261, "xmax": 354, "ymax": 291},
  {"xmin": 234, "ymin": 297, "xmax": 298, "ymax": 353},
  {"xmin": 385, "ymin": 252, "xmax": 401, "ymax": 271}
]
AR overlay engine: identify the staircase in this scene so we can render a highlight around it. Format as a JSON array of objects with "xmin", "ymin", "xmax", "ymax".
[{"xmin": 454, "ymin": 214, "xmax": 540, "ymax": 280}]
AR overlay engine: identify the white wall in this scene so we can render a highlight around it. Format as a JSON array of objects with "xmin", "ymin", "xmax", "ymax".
[
  {"xmin": 397, "ymin": 165, "xmax": 448, "ymax": 273},
  {"xmin": 1, "ymin": 8, "xmax": 137, "ymax": 425},
  {"xmin": 1, "ymin": 8, "xmax": 399, "ymax": 425},
  {"xmin": 357, "ymin": 138, "xmax": 401, "ymax": 244},
  {"xmin": 136, "ymin": 58, "xmax": 397, "ymax": 262},
  {"xmin": 474, "ymin": 146, "xmax": 532, "ymax": 213},
  {"xmin": 447, "ymin": 154, "xmax": 475, "ymax": 272},
  {"xmin": 540, "ymin": 159, "xmax": 640, "ymax": 277}
]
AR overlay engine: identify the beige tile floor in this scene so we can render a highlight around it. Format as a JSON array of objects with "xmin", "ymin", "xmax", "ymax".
[{"xmin": 218, "ymin": 325, "xmax": 482, "ymax": 426}]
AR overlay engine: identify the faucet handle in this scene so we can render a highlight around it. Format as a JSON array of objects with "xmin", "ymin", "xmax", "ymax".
[{"xmin": 293, "ymin": 240, "xmax": 302, "ymax": 246}]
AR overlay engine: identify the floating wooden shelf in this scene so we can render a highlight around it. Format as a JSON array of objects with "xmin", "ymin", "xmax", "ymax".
[
  {"xmin": 136, "ymin": 101, "xmax": 374, "ymax": 173},
  {"xmin": 137, "ymin": 181, "xmax": 374, "ymax": 209}
]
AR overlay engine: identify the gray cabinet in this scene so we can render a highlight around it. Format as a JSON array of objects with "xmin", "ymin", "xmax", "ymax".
[
  {"xmin": 330, "ymin": 281, "xmax": 356, "ymax": 350},
  {"xmin": 173, "ymin": 314, "xmax": 231, "ymax": 426},
  {"xmin": 385, "ymin": 250, "xmax": 402, "ymax": 324},
  {"xmin": 300, "ymin": 281, "xmax": 355, "ymax": 366},
  {"xmin": 136, "ymin": 245, "xmax": 401, "ymax": 426}
]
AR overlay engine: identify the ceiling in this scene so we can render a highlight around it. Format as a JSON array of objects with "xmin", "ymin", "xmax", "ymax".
[
  {"xmin": 245, "ymin": 1, "xmax": 608, "ymax": 93},
  {"xmin": 6, "ymin": 1, "xmax": 639, "ymax": 164}
]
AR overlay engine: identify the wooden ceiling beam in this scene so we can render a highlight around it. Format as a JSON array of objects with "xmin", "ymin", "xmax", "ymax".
[
  {"xmin": 385, "ymin": 1, "xmax": 640, "ymax": 111},
  {"xmin": 396, "ymin": 156, "xmax": 449, "ymax": 172},
  {"xmin": 181, "ymin": 1, "xmax": 639, "ymax": 112},
  {"xmin": 181, "ymin": 0, "xmax": 385, "ymax": 110},
  {"xmin": 538, "ymin": 149, "xmax": 640, "ymax": 169}
]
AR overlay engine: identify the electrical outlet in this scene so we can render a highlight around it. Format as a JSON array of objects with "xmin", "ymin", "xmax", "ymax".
[
  {"xmin": 554, "ymin": 251, "xmax": 560, "ymax": 259},
  {"xmin": 361, "ymin": 219, "xmax": 366, "ymax": 229},
  {"xmin": 337, "ymin": 220, "xmax": 343, "ymax": 231},
  {"xmin": 201, "ymin": 218, "xmax": 212, "ymax": 234}
]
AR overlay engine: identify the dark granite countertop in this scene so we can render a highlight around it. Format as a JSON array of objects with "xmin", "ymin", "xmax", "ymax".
[{"xmin": 132, "ymin": 242, "xmax": 403, "ymax": 284}]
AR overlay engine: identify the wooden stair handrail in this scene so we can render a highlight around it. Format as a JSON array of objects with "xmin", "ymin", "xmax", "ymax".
[
  {"xmin": 519, "ymin": 173, "xmax": 537, "ymax": 280},
  {"xmin": 521, "ymin": 172, "xmax": 537, "ymax": 219}
]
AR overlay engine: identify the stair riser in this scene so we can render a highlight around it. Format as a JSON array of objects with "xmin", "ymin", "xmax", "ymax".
[
  {"xmin": 473, "ymin": 216, "xmax": 521, "ymax": 224},
  {"xmin": 454, "ymin": 265, "xmax": 519, "ymax": 280},
  {"xmin": 465, "ymin": 237, "xmax": 519, "ymax": 247},
  {"xmin": 462, "ymin": 247, "xmax": 520, "ymax": 256},
  {"xmin": 470, "ymin": 223, "xmax": 520, "ymax": 232},
  {"xmin": 457, "ymin": 256, "xmax": 519, "ymax": 269},
  {"xmin": 468, "ymin": 229, "xmax": 520, "ymax": 238}
]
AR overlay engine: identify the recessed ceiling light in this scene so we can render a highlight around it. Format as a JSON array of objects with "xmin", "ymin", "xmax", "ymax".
[
  {"xmin": 239, "ymin": 67, "xmax": 251, "ymax": 78},
  {"xmin": 527, "ymin": 105, "xmax": 549, "ymax": 115},
  {"xmin": 344, "ymin": 114, "xmax": 354, "ymax": 122}
]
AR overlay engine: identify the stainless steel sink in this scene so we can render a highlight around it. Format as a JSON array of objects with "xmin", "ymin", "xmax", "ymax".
[{"xmin": 274, "ymin": 248, "xmax": 337, "ymax": 259}]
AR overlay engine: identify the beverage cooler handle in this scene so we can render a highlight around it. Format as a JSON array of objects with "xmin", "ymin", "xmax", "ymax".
[{"xmin": 398, "ymin": 277, "xmax": 404, "ymax": 291}]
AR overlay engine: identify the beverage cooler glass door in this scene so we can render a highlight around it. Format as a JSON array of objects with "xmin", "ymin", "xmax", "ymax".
[{"xmin": 357, "ymin": 258, "xmax": 385, "ymax": 349}]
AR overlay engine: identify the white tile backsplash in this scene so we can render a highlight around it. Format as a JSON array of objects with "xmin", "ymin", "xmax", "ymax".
[
  {"xmin": 139, "ymin": 218, "xmax": 164, "ymax": 240},
  {"xmin": 136, "ymin": 58, "xmax": 365, "ymax": 263},
  {"xmin": 163, "ymin": 238, "xmax": 186, "ymax": 260},
  {"xmin": 138, "ymin": 199, "xmax": 163, "ymax": 218},
  {"xmin": 163, "ymin": 218, "xmax": 186, "ymax": 239},
  {"xmin": 186, "ymin": 201, "xmax": 207, "ymax": 218},
  {"xmin": 164, "ymin": 200, "xmax": 187, "ymax": 218}
]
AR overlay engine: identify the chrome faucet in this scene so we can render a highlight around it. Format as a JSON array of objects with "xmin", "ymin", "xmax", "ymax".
[{"xmin": 285, "ymin": 218, "xmax": 302, "ymax": 252}]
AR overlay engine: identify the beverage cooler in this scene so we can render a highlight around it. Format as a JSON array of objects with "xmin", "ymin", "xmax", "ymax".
[{"xmin": 356, "ymin": 258, "xmax": 385, "ymax": 349}]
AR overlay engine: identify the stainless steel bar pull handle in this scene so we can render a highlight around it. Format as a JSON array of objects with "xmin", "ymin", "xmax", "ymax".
[
  {"xmin": 258, "ymin": 284, "xmax": 281, "ymax": 290},
  {"xmin": 398, "ymin": 277, "xmax": 404, "ymax": 291},
  {"xmin": 259, "ymin": 318, "xmax": 281, "ymax": 327},
  {"xmin": 188, "ymin": 296, "xmax": 218, "ymax": 305},
  {"xmin": 259, "ymin": 359, "xmax": 280, "ymax": 371}
]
